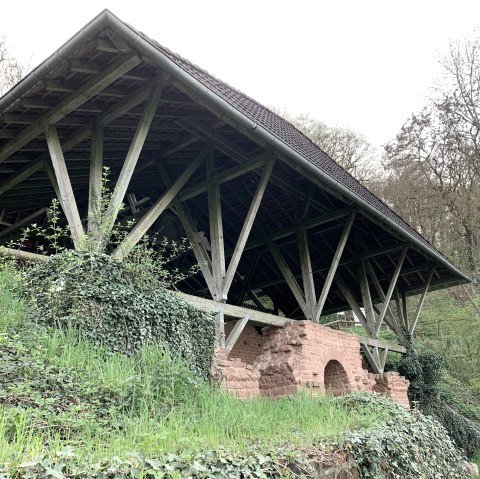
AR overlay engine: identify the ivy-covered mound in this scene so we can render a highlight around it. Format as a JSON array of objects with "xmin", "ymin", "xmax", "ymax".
[
  {"xmin": 20, "ymin": 250, "xmax": 215, "ymax": 380},
  {"xmin": 1, "ymin": 394, "xmax": 469, "ymax": 478},
  {"xmin": 340, "ymin": 394, "xmax": 469, "ymax": 478},
  {"xmin": 396, "ymin": 348, "xmax": 480, "ymax": 457}
]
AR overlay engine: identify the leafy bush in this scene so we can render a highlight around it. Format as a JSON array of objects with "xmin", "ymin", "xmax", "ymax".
[
  {"xmin": 20, "ymin": 250, "xmax": 215, "ymax": 380},
  {"xmin": 394, "ymin": 348, "xmax": 480, "ymax": 457}
]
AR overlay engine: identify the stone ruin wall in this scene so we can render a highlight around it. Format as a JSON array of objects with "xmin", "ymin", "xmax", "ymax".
[{"xmin": 217, "ymin": 320, "xmax": 410, "ymax": 407}]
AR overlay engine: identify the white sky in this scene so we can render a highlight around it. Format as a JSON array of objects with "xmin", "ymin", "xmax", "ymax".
[{"xmin": 1, "ymin": 0, "xmax": 479, "ymax": 148}]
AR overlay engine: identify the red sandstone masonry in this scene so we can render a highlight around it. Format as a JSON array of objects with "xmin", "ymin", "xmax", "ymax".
[{"xmin": 216, "ymin": 320, "xmax": 410, "ymax": 407}]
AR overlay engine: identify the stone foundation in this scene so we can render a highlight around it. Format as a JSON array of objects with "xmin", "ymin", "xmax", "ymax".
[{"xmin": 218, "ymin": 319, "xmax": 410, "ymax": 407}]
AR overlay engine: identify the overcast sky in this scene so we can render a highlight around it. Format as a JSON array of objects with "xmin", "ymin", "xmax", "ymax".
[{"xmin": 2, "ymin": 0, "xmax": 479, "ymax": 148}]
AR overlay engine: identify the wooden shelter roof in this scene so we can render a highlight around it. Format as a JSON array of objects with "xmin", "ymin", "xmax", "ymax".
[{"xmin": 0, "ymin": 9, "xmax": 471, "ymax": 319}]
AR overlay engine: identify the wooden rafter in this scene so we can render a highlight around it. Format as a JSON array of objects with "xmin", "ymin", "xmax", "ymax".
[{"xmin": 0, "ymin": 53, "xmax": 140, "ymax": 164}]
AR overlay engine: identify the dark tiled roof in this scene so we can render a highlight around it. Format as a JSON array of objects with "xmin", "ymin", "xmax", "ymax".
[{"xmin": 133, "ymin": 29, "xmax": 463, "ymax": 273}]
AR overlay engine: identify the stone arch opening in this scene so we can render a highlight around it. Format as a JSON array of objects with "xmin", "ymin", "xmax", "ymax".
[{"xmin": 324, "ymin": 360, "xmax": 351, "ymax": 396}]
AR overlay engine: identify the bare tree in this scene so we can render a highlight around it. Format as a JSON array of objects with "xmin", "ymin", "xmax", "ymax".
[
  {"xmin": 276, "ymin": 111, "xmax": 381, "ymax": 185},
  {"xmin": 0, "ymin": 37, "xmax": 23, "ymax": 96},
  {"xmin": 383, "ymin": 38, "xmax": 480, "ymax": 272}
]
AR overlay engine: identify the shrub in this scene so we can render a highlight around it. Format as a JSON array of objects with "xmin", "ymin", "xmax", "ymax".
[
  {"xmin": 20, "ymin": 250, "xmax": 215, "ymax": 380},
  {"xmin": 395, "ymin": 348, "xmax": 480, "ymax": 457}
]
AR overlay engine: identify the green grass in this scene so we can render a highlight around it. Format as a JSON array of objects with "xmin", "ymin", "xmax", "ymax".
[{"xmin": 0, "ymin": 263, "xmax": 393, "ymax": 467}]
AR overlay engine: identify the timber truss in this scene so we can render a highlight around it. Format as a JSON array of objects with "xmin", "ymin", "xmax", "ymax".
[{"xmin": 0, "ymin": 10, "xmax": 470, "ymax": 373}]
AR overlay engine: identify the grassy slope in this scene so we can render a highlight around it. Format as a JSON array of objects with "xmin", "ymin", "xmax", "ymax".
[{"xmin": 0, "ymin": 265, "xmax": 388, "ymax": 466}]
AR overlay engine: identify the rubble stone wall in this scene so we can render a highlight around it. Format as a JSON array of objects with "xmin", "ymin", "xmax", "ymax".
[{"xmin": 217, "ymin": 319, "xmax": 410, "ymax": 407}]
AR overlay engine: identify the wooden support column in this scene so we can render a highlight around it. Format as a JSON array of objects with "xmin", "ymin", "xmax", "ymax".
[
  {"xmin": 215, "ymin": 304, "xmax": 225, "ymax": 348},
  {"xmin": 366, "ymin": 259, "xmax": 406, "ymax": 344},
  {"xmin": 358, "ymin": 259, "xmax": 377, "ymax": 337},
  {"xmin": 172, "ymin": 197, "xmax": 215, "ymax": 295},
  {"xmin": 335, "ymin": 273, "xmax": 373, "ymax": 336},
  {"xmin": 96, "ymin": 81, "xmax": 164, "ymax": 248},
  {"xmin": 409, "ymin": 268, "xmax": 435, "ymax": 335},
  {"xmin": 267, "ymin": 238, "xmax": 309, "ymax": 319},
  {"xmin": 314, "ymin": 212, "xmax": 355, "ymax": 322},
  {"xmin": 375, "ymin": 245, "xmax": 408, "ymax": 335},
  {"xmin": 401, "ymin": 291, "xmax": 409, "ymax": 330},
  {"xmin": 222, "ymin": 158, "xmax": 274, "ymax": 298},
  {"xmin": 44, "ymin": 125, "xmax": 85, "ymax": 250},
  {"xmin": 394, "ymin": 287, "xmax": 407, "ymax": 330},
  {"xmin": 112, "ymin": 147, "xmax": 207, "ymax": 259},
  {"xmin": 298, "ymin": 226, "xmax": 316, "ymax": 320},
  {"xmin": 207, "ymin": 152, "xmax": 226, "ymax": 301},
  {"xmin": 225, "ymin": 315, "xmax": 249, "ymax": 351},
  {"xmin": 87, "ymin": 121, "xmax": 104, "ymax": 240}
]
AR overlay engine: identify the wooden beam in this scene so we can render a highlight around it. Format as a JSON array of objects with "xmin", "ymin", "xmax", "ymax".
[
  {"xmin": 87, "ymin": 122, "xmax": 103, "ymax": 239},
  {"xmin": 44, "ymin": 125, "xmax": 85, "ymax": 250},
  {"xmin": 358, "ymin": 259, "xmax": 377, "ymax": 336},
  {"xmin": 222, "ymin": 158, "xmax": 274, "ymax": 298},
  {"xmin": 360, "ymin": 343, "xmax": 382, "ymax": 374},
  {"xmin": 179, "ymin": 154, "xmax": 267, "ymax": 201},
  {"xmin": 96, "ymin": 81, "xmax": 164, "ymax": 248},
  {"xmin": 0, "ymin": 246, "xmax": 48, "ymax": 262},
  {"xmin": 267, "ymin": 237, "xmax": 308, "ymax": 319},
  {"xmin": 298, "ymin": 226, "xmax": 316, "ymax": 320},
  {"xmin": 0, "ymin": 160, "xmax": 44, "ymax": 196},
  {"xmin": 225, "ymin": 315, "xmax": 250, "ymax": 351},
  {"xmin": 0, "ymin": 207, "xmax": 48, "ymax": 239},
  {"xmin": 172, "ymin": 290, "xmax": 287, "ymax": 327},
  {"xmin": 358, "ymin": 335, "xmax": 407, "ymax": 354},
  {"xmin": 207, "ymin": 152, "xmax": 226, "ymax": 301},
  {"xmin": 314, "ymin": 212, "xmax": 355, "ymax": 322},
  {"xmin": 401, "ymin": 291, "xmax": 408, "ymax": 330},
  {"xmin": 409, "ymin": 268, "xmax": 435, "ymax": 335},
  {"xmin": 335, "ymin": 274, "xmax": 372, "ymax": 336},
  {"xmin": 175, "ymin": 200, "xmax": 216, "ymax": 294},
  {"xmin": 0, "ymin": 53, "xmax": 140, "ymax": 164},
  {"xmin": 366, "ymin": 260, "xmax": 406, "ymax": 343},
  {"xmin": 375, "ymin": 245, "xmax": 408, "ymax": 335},
  {"xmin": 112, "ymin": 147, "xmax": 207, "ymax": 259},
  {"xmin": 227, "ymin": 206, "xmax": 352, "ymax": 257},
  {"xmin": 62, "ymin": 80, "xmax": 156, "ymax": 152}
]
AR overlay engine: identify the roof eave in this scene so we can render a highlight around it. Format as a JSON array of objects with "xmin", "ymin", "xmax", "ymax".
[{"xmin": 0, "ymin": 9, "xmax": 112, "ymax": 113}]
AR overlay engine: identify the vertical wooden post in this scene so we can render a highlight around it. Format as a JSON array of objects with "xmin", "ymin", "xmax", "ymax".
[
  {"xmin": 358, "ymin": 259, "xmax": 377, "ymax": 337},
  {"xmin": 207, "ymin": 152, "xmax": 226, "ymax": 301},
  {"xmin": 297, "ymin": 226, "xmax": 316, "ymax": 320}
]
